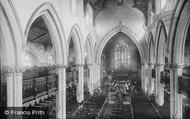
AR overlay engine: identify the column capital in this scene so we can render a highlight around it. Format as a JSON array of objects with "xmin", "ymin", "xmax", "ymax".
[
  {"xmin": 141, "ymin": 62, "xmax": 146, "ymax": 65},
  {"xmin": 55, "ymin": 65, "xmax": 67, "ymax": 70},
  {"xmin": 168, "ymin": 63, "xmax": 184, "ymax": 70},
  {"xmin": 155, "ymin": 63, "xmax": 165, "ymax": 67},
  {"xmin": 95, "ymin": 63, "xmax": 101, "ymax": 66},
  {"xmin": 147, "ymin": 62, "xmax": 155, "ymax": 66},
  {"xmin": 87, "ymin": 63, "xmax": 94, "ymax": 66},
  {"xmin": 1, "ymin": 65, "xmax": 25, "ymax": 74},
  {"xmin": 75, "ymin": 64, "xmax": 85, "ymax": 67}
]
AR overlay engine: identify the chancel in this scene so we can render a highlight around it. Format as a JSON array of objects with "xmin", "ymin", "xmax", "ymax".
[{"xmin": 0, "ymin": 0, "xmax": 190, "ymax": 119}]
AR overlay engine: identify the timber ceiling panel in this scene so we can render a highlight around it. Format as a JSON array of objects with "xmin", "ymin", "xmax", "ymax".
[{"xmin": 27, "ymin": 16, "xmax": 52, "ymax": 46}]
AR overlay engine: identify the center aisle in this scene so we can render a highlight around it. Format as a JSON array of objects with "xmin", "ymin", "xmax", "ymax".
[
  {"xmin": 102, "ymin": 101, "xmax": 133, "ymax": 119},
  {"xmin": 102, "ymin": 89, "xmax": 162, "ymax": 119},
  {"xmin": 131, "ymin": 94, "xmax": 162, "ymax": 119}
]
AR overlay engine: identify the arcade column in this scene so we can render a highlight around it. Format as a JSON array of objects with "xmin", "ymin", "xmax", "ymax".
[
  {"xmin": 56, "ymin": 66, "xmax": 66, "ymax": 119},
  {"xmin": 170, "ymin": 63, "xmax": 183, "ymax": 119},
  {"xmin": 141, "ymin": 63, "xmax": 148, "ymax": 93},
  {"xmin": 155, "ymin": 63, "xmax": 164, "ymax": 106},
  {"xmin": 93, "ymin": 64, "xmax": 101, "ymax": 90},
  {"xmin": 76, "ymin": 64, "xmax": 84, "ymax": 103},
  {"xmin": 4, "ymin": 66, "xmax": 23, "ymax": 107},
  {"xmin": 148, "ymin": 63, "xmax": 155, "ymax": 95},
  {"xmin": 88, "ymin": 64, "xmax": 94, "ymax": 95}
]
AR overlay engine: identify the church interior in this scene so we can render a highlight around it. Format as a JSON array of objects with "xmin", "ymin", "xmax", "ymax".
[{"xmin": 0, "ymin": 0, "xmax": 190, "ymax": 119}]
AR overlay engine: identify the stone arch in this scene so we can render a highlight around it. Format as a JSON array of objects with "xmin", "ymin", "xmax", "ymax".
[
  {"xmin": 155, "ymin": 20, "xmax": 168, "ymax": 64},
  {"xmin": 24, "ymin": 3, "xmax": 68, "ymax": 118},
  {"xmin": 95, "ymin": 26, "xmax": 145, "ymax": 65},
  {"xmin": 0, "ymin": 0, "xmax": 24, "ymax": 107},
  {"xmin": 0, "ymin": 0, "xmax": 23, "ymax": 68},
  {"xmin": 25, "ymin": 2, "xmax": 67, "ymax": 65},
  {"xmin": 148, "ymin": 32, "xmax": 155, "ymax": 63},
  {"xmin": 85, "ymin": 34, "xmax": 94, "ymax": 64},
  {"xmin": 67, "ymin": 24, "xmax": 85, "ymax": 65},
  {"xmin": 169, "ymin": 0, "xmax": 190, "ymax": 65}
]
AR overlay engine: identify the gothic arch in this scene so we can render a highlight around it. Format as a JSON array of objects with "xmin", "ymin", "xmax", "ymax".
[
  {"xmin": 95, "ymin": 26, "xmax": 145, "ymax": 65},
  {"xmin": 85, "ymin": 34, "xmax": 94, "ymax": 64},
  {"xmin": 25, "ymin": 2, "xmax": 67, "ymax": 65},
  {"xmin": 67, "ymin": 24, "xmax": 85, "ymax": 65},
  {"xmin": 0, "ymin": 0, "xmax": 24, "ymax": 107},
  {"xmin": 0, "ymin": 0, "xmax": 23, "ymax": 67},
  {"xmin": 155, "ymin": 20, "xmax": 168, "ymax": 64},
  {"xmin": 169, "ymin": 0, "xmax": 190, "ymax": 65},
  {"xmin": 148, "ymin": 32, "xmax": 155, "ymax": 63}
]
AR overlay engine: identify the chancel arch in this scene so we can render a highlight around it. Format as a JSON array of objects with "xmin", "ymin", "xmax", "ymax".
[
  {"xmin": 95, "ymin": 26, "xmax": 145, "ymax": 65},
  {"xmin": 94, "ymin": 26, "xmax": 144, "ymax": 94}
]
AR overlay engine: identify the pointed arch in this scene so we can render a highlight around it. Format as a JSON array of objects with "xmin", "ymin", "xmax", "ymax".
[
  {"xmin": 24, "ymin": 2, "xmax": 67, "ymax": 65},
  {"xmin": 95, "ymin": 26, "xmax": 145, "ymax": 65},
  {"xmin": 169, "ymin": 0, "xmax": 190, "ymax": 65},
  {"xmin": 85, "ymin": 34, "xmax": 94, "ymax": 64},
  {"xmin": 0, "ymin": 0, "xmax": 24, "ymax": 107},
  {"xmin": 155, "ymin": 20, "xmax": 168, "ymax": 64},
  {"xmin": 148, "ymin": 32, "xmax": 155, "ymax": 63},
  {"xmin": 67, "ymin": 24, "xmax": 85, "ymax": 64},
  {"xmin": 0, "ymin": 0, "xmax": 24, "ymax": 67}
]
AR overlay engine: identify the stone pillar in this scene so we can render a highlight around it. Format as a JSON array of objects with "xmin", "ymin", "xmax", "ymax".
[
  {"xmin": 6, "ymin": 69, "xmax": 23, "ymax": 107},
  {"xmin": 155, "ymin": 63, "xmax": 164, "ymax": 106},
  {"xmin": 93, "ymin": 64, "xmax": 101, "ymax": 90},
  {"xmin": 170, "ymin": 63, "xmax": 183, "ymax": 119},
  {"xmin": 88, "ymin": 64, "xmax": 94, "ymax": 95},
  {"xmin": 141, "ymin": 63, "xmax": 148, "ymax": 93},
  {"xmin": 141, "ymin": 63, "xmax": 145, "ymax": 92},
  {"xmin": 14, "ymin": 71, "xmax": 23, "ymax": 107},
  {"xmin": 56, "ymin": 67, "xmax": 66, "ymax": 119},
  {"xmin": 76, "ymin": 64, "xmax": 84, "ymax": 103},
  {"xmin": 148, "ymin": 63, "xmax": 155, "ymax": 95}
]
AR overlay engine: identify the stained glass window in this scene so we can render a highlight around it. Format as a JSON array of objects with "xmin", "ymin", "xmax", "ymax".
[{"xmin": 115, "ymin": 40, "xmax": 130, "ymax": 69}]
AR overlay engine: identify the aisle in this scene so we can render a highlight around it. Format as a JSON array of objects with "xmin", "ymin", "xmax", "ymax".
[
  {"xmin": 102, "ymin": 99, "xmax": 133, "ymax": 119},
  {"xmin": 131, "ymin": 95, "xmax": 161, "ymax": 119}
]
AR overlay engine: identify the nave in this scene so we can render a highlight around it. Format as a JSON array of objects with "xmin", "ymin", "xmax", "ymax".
[
  {"xmin": 1, "ymin": 0, "xmax": 190, "ymax": 119},
  {"xmin": 67, "ymin": 79, "xmax": 169, "ymax": 119}
]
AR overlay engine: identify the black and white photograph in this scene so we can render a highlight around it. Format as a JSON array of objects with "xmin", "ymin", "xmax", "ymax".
[{"xmin": 0, "ymin": 0, "xmax": 190, "ymax": 119}]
